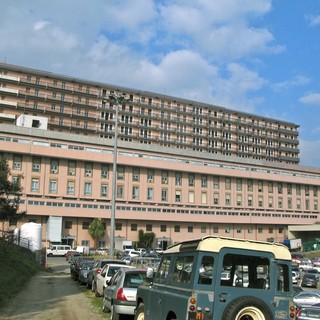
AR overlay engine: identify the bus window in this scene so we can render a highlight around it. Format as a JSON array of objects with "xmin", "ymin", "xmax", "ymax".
[
  {"xmin": 277, "ymin": 264, "xmax": 290, "ymax": 292},
  {"xmin": 198, "ymin": 255, "xmax": 214, "ymax": 285},
  {"xmin": 221, "ymin": 253, "xmax": 270, "ymax": 289},
  {"xmin": 155, "ymin": 256, "xmax": 171, "ymax": 281},
  {"xmin": 172, "ymin": 256, "xmax": 194, "ymax": 284}
]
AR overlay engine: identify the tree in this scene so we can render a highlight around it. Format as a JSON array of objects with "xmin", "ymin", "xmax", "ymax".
[
  {"xmin": 88, "ymin": 218, "xmax": 105, "ymax": 248},
  {"xmin": 138, "ymin": 229, "xmax": 155, "ymax": 249},
  {"xmin": 0, "ymin": 158, "xmax": 26, "ymax": 235}
]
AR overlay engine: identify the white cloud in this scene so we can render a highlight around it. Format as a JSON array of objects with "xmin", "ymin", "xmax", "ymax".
[
  {"xmin": 299, "ymin": 93, "xmax": 320, "ymax": 105},
  {"xmin": 305, "ymin": 14, "xmax": 320, "ymax": 27},
  {"xmin": 33, "ymin": 20, "xmax": 50, "ymax": 31},
  {"xmin": 271, "ymin": 75, "xmax": 310, "ymax": 91}
]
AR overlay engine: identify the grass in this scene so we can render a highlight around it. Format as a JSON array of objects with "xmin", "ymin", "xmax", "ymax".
[
  {"xmin": 0, "ymin": 239, "xmax": 45, "ymax": 310},
  {"xmin": 0, "ymin": 240, "xmax": 110, "ymax": 318}
]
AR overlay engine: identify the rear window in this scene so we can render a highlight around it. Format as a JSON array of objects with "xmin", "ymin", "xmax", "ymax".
[{"xmin": 124, "ymin": 272, "xmax": 146, "ymax": 288}]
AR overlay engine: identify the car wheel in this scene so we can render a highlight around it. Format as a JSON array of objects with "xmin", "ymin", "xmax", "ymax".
[
  {"xmin": 134, "ymin": 303, "xmax": 144, "ymax": 320},
  {"xmin": 91, "ymin": 281, "xmax": 96, "ymax": 292},
  {"xmin": 102, "ymin": 301, "xmax": 110, "ymax": 313},
  {"xmin": 95, "ymin": 286, "xmax": 100, "ymax": 297},
  {"xmin": 110, "ymin": 304, "xmax": 120, "ymax": 320},
  {"xmin": 86, "ymin": 280, "xmax": 91, "ymax": 289}
]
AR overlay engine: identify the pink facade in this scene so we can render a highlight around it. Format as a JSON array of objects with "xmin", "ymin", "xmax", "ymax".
[{"xmin": 0, "ymin": 63, "xmax": 319, "ymax": 249}]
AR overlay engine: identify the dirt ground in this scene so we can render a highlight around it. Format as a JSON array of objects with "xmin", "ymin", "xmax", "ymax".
[{"xmin": 0, "ymin": 257, "xmax": 105, "ymax": 320}]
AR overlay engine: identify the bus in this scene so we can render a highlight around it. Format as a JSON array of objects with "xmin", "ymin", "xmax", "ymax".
[{"xmin": 135, "ymin": 235, "xmax": 296, "ymax": 320}]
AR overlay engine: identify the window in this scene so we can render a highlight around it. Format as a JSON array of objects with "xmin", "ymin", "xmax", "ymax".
[
  {"xmin": 49, "ymin": 180, "xmax": 57, "ymax": 194},
  {"xmin": 296, "ymin": 184, "xmax": 301, "ymax": 196},
  {"xmin": 67, "ymin": 181, "xmax": 75, "ymax": 195},
  {"xmin": 133, "ymin": 168, "xmax": 140, "ymax": 182},
  {"xmin": 131, "ymin": 224, "xmax": 137, "ymax": 231},
  {"xmin": 214, "ymin": 193, "xmax": 219, "ymax": 205},
  {"xmin": 117, "ymin": 185, "xmax": 124, "ymax": 198},
  {"xmin": 161, "ymin": 189, "xmax": 168, "ymax": 201},
  {"xmin": 84, "ymin": 182, "xmax": 92, "ymax": 196},
  {"xmin": 85, "ymin": 162, "xmax": 93, "ymax": 177},
  {"xmin": 117, "ymin": 166, "xmax": 125, "ymax": 180},
  {"xmin": 198, "ymin": 256, "xmax": 214, "ymax": 285},
  {"xmin": 132, "ymin": 186, "xmax": 139, "ymax": 200},
  {"xmin": 297, "ymin": 199, "xmax": 301, "ymax": 209},
  {"xmin": 288, "ymin": 198, "xmax": 292, "ymax": 209},
  {"xmin": 65, "ymin": 221, "xmax": 72, "ymax": 229},
  {"xmin": 147, "ymin": 188, "xmax": 153, "ymax": 200},
  {"xmin": 147, "ymin": 169, "xmax": 154, "ymax": 183},
  {"xmin": 188, "ymin": 191, "xmax": 194, "ymax": 203},
  {"xmin": 268, "ymin": 182, "xmax": 273, "ymax": 193},
  {"xmin": 68, "ymin": 160, "xmax": 76, "ymax": 176},
  {"xmin": 225, "ymin": 194, "xmax": 231, "ymax": 205},
  {"xmin": 175, "ymin": 172, "xmax": 182, "ymax": 185},
  {"xmin": 160, "ymin": 225, "xmax": 167, "ymax": 232},
  {"xmin": 31, "ymin": 178, "xmax": 39, "ymax": 192},
  {"xmin": 287, "ymin": 183, "xmax": 292, "ymax": 195},
  {"xmin": 146, "ymin": 224, "xmax": 152, "ymax": 232},
  {"xmin": 173, "ymin": 256, "xmax": 193, "ymax": 284},
  {"xmin": 13, "ymin": 155, "xmax": 22, "ymax": 171},
  {"xmin": 174, "ymin": 225, "xmax": 180, "ymax": 232},
  {"xmin": 50, "ymin": 159, "xmax": 59, "ymax": 174},
  {"xmin": 101, "ymin": 184, "xmax": 108, "ymax": 197},
  {"xmin": 278, "ymin": 183, "xmax": 283, "ymax": 194},
  {"xmin": 161, "ymin": 171, "xmax": 168, "ymax": 184},
  {"xmin": 82, "ymin": 221, "xmax": 89, "ymax": 229},
  {"xmin": 248, "ymin": 195, "xmax": 253, "ymax": 207},
  {"xmin": 237, "ymin": 195, "xmax": 242, "ymax": 206},
  {"xmin": 225, "ymin": 178, "xmax": 231, "ymax": 190},
  {"xmin": 278, "ymin": 198, "xmax": 283, "ymax": 209},
  {"xmin": 32, "ymin": 157, "xmax": 41, "ymax": 172},
  {"xmin": 268, "ymin": 197, "xmax": 273, "ymax": 208},
  {"xmin": 258, "ymin": 180, "xmax": 263, "ymax": 192},
  {"xmin": 247, "ymin": 179, "xmax": 253, "ymax": 192},
  {"xmin": 188, "ymin": 174, "xmax": 195, "ymax": 187},
  {"xmin": 201, "ymin": 225, "xmax": 207, "ymax": 233},
  {"xmin": 201, "ymin": 175, "xmax": 208, "ymax": 188},
  {"xmin": 101, "ymin": 164, "xmax": 108, "ymax": 179},
  {"xmin": 188, "ymin": 226, "xmax": 193, "ymax": 233},
  {"xmin": 305, "ymin": 185, "xmax": 310, "ymax": 196},
  {"xmin": 116, "ymin": 223, "xmax": 122, "ymax": 231},
  {"xmin": 201, "ymin": 192, "xmax": 207, "ymax": 204},
  {"xmin": 236, "ymin": 178, "xmax": 242, "ymax": 191},
  {"xmin": 258, "ymin": 196, "xmax": 263, "ymax": 207},
  {"xmin": 213, "ymin": 176, "xmax": 219, "ymax": 189},
  {"xmin": 175, "ymin": 190, "xmax": 181, "ymax": 202}
]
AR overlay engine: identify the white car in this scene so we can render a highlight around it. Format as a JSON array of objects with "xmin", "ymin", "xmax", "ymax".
[
  {"xmin": 292, "ymin": 271, "xmax": 299, "ymax": 284},
  {"xmin": 95, "ymin": 263, "xmax": 134, "ymax": 297},
  {"xmin": 124, "ymin": 249, "xmax": 141, "ymax": 257}
]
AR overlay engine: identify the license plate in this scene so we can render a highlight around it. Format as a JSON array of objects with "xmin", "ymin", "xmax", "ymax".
[{"xmin": 188, "ymin": 311, "xmax": 211, "ymax": 320}]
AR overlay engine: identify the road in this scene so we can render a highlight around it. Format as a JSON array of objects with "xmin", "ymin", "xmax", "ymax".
[{"xmin": 0, "ymin": 257, "xmax": 105, "ymax": 320}]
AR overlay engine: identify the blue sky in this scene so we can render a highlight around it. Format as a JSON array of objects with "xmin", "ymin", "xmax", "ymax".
[{"xmin": 1, "ymin": 0, "xmax": 320, "ymax": 168}]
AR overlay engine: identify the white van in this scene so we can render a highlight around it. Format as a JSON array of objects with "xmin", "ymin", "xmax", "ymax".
[{"xmin": 46, "ymin": 245, "xmax": 72, "ymax": 257}]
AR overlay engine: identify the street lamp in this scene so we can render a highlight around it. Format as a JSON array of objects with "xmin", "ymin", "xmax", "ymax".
[{"xmin": 107, "ymin": 92, "xmax": 129, "ymax": 257}]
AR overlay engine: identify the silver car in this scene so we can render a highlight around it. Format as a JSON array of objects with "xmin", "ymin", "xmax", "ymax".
[{"xmin": 102, "ymin": 268, "xmax": 146, "ymax": 319}]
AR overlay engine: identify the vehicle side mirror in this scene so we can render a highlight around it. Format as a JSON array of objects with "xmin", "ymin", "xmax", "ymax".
[{"xmin": 146, "ymin": 267, "xmax": 154, "ymax": 279}]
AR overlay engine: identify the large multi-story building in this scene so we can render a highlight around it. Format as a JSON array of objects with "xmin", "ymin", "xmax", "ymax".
[{"xmin": 0, "ymin": 62, "xmax": 319, "ymax": 250}]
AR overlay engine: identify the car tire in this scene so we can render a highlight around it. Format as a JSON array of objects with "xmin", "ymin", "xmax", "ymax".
[
  {"xmin": 86, "ymin": 280, "xmax": 91, "ymax": 289},
  {"xmin": 95, "ymin": 286, "xmax": 100, "ymax": 297},
  {"xmin": 102, "ymin": 302, "xmax": 110, "ymax": 313},
  {"xmin": 110, "ymin": 304, "xmax": 120, "ymax": 320},
  {"xmin": 222, "ymin": 296, "xmax": 272, "ymax": 320},
  {"xmin": 91, "ymin": 281, "xmax": 96, "ymax": 293},
  {"xmin": 134, "ymin": 303, "xmax": 144, "ymax": 320}
]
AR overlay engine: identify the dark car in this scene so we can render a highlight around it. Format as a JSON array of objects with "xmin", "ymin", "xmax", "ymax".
[
  {"xmin": 78, "ymin": 259, "xmax": 95, "ymax": 285},
  {"xmin": 103, "ymin": 268, "xmax": 146, "ymax": 318},
  {"xmin": 301, "ymin": 274, "xmax": 318, "ymax": 288},
  {"xmin": 297, "ymin": 304, "xmax": 320, "ymax": 319},
  {"xmin": 87, "ymin": 259, "xmax": 126, "ymax": 290},
  {"xmin": 72, "ymin": 257, "xmax": 94, "ymax": 281}
]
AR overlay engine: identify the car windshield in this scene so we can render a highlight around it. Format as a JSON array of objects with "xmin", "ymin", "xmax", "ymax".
[{"xmin": 124, "ymin": 272, "xmax": 146, "ymax": 288}]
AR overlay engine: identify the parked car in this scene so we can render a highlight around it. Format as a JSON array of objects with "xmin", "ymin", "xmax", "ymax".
[
  {"xmin": 294, "ymin": 292, "xmax": 320, "ymax": 308},
  {"xmin": 301, "ymin": 274, "xmax": 318, "ymax": 288},
  {"xmin": 123, "ymin": 249, "xmax": 140, "ymax": 257},
  {"xmin": 296, "ymin": 304, "xmax": 320, "ymax": 319},
  {"xmin": 306, "ymin": 269, "xmax": 320, "ymax": 281},
  {"xmin": 292, "ymin": 271, "xmax": 299, "ymax": 284},
  {"xmin": 78, "ymin": 260, "xmax": 95, "ymax": 285},
  {"xmin": 102, "ymin": 268, "xmax": 146, "ymax": 318},
  {"xmin": 72, "ymin": 257, "xmax": 94, "ymax": 281},
  {"xmin": 87, "ymin": 259, "xmax": 127, "ymax": 290},
  {"xmin": 95, "ymin": 247, "xmax": 109, "ymax": 255},
  {"xmin": 300, "ymin": 263, "xmax": 314, "ymax": 272},
  {"xmin": 95, "ymin": 263, "xmax": 134, "ymax": 297}
]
